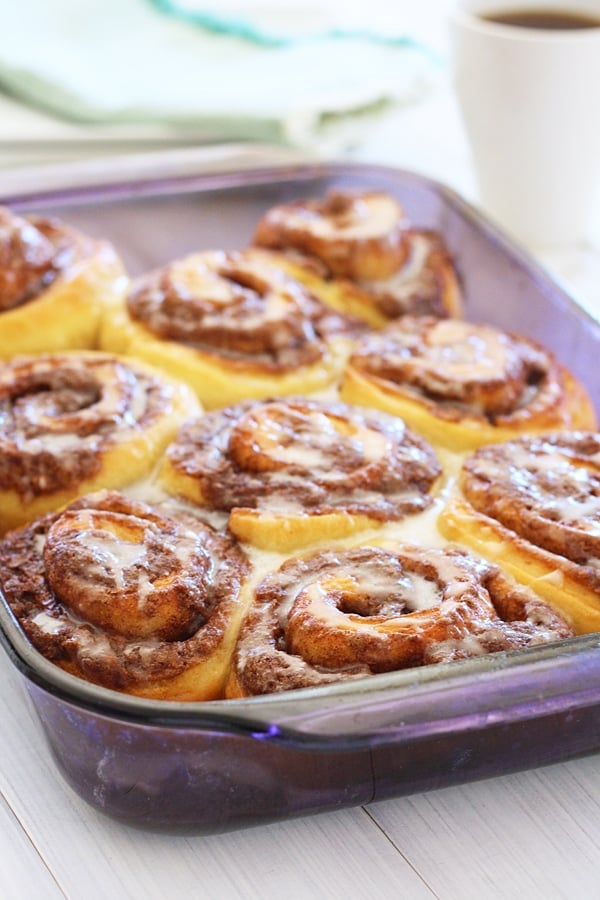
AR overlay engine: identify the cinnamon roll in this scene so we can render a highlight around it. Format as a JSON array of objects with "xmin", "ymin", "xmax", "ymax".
[
  {"xmin": 439, "ymin": 432, "xmax": 600, "ymax": 633},
  {"xmin": 0, "ymin": 206, "xmax": 126, "ymax": 359},
  {"xmin": 99, "ymin": 249, "xmax": 360, "ymax": 409},
  {"xmin": 0, "ymin": 491, "xmax": 251, "ymax": 700},
  {"xmin": 159, "ymin": 397, "xmax": 442, "ymax": 551},
  {"xmin": 0, "ymin": 351, "xmax": 200, "ymax": 534},
  {"xmin": 226, "ymin": 542, "xmax": 573, "ymax": 697},
  {"xmin": 252, "ymin": 190, "xmax": 462, "ymax": 325},
  {"xmin": 341, "ymin": 316, "xmax": 596, "ymax": 452}
]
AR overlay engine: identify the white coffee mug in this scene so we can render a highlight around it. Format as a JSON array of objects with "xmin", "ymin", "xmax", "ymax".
[{"xmin": 450, "ymin": 0, "xmax": 600, "ymax": 247}]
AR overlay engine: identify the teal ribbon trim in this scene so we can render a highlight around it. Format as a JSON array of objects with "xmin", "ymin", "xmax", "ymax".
[{"xmin": 145, "ymin": 0, "xmax": 437, "ymax": 58}]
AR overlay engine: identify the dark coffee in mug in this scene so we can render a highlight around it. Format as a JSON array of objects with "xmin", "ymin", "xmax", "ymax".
[{"xmin": 482, "ymin": 9, "xmax": 600, "ymax": 29}]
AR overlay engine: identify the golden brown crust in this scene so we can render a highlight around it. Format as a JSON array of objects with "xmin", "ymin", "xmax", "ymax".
[
  {"xmin": 159, "ymin": 397, "xmax": 442, "ymax": 550},
  {"xmin": 341, "ymin": 316, "xmax": 597, "ymax": 451},
  {"xmin": 438, "ymin": 433, "xmax": 600, "ymax": 632},
  {"xmin": 0, "ymin": 351, "xmax": 200, "ymax": 533},
  {"xmin": 0, "ymin": 490, "xmax": 251, "ymax": 700},
  {"xmin": 100, "ymin": 249, "xmax": 358, "ymax": 408},
  {"xmin": 252, "ymin": 191, "xmax": 462, "ymax": 323},
  {"xmin": 226, "ymin": 542, "xmax": 573, "ymax": 697},
  {"xmin": 0, "ymin": 207, "xmax": 126, "ymax": 359}
]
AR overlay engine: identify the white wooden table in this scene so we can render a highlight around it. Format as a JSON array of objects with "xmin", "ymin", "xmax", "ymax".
[
  {"xmin": 3, "ymin": 634, "xmax": 600, "ymax": 900},
  {"xmin": 2, "ymin": 5, "xmax": 600, "ymax": 897}
]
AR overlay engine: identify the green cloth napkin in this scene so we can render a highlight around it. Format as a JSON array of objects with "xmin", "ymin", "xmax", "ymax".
[{"xmin": 0, "ymin": 0, "xmax": 438, "ymax": 149}]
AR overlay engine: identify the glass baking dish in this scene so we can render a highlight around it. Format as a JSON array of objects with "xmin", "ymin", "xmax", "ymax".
[{"xmin": 2, "ymin": 159, "xmax": 600, "ymax": 834}]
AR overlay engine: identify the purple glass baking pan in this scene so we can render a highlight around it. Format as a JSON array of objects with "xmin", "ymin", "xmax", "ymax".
[{"xmin": 2, "ymin": 160, "xmax": 600, "ymax": 835}]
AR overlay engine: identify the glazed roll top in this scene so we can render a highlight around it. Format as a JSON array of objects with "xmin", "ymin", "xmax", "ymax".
[
  {"xmin": 159, "ymin": 396, "xmax": 444, "ymax": 550},
  {"xmin": 341, "ymin": 316, "xmax": 596, "ymax": 449},
  {"xmin": 101, "ymin": 247, "xmax": 359, "ymax": 409},
  {"xmin": 227, "ymin": 543, "xmax": 573, "ymax": 696},
  {"xmin": 0, "ymin": 491, "xmax": 250, "ymax": 700},
  {"xmin": 438, "ymin": 431, "xmax": 600, "ymax": 633},
  {"xmin": 126, "ymin": 249, "xmax": 357, "ymax": 372},
  {"xmin": 0, "ymin": 206, "xmax": 127, "ymax": 360},
  {"xmin": 0, "ymin": 207, "xmax": 88, "ymax": 312},
  {"xmin": 253, "ymin": 190, "xmax": 410, "ymax": 281},
  {"xmin": 460, "ymin": 433, "xmax": 600, "ymax": 570},
  {"xmin": 351, "ymin": 317, "xmax": 566, "ymax": 418},
  {"xmin": 252, "ymin": 191, "xmax": 462, "ymax": 321},
  {"xmin": 162, "ymin": 397, "xmax": 441, "ymax": 517},
  {"xmin": 0, "ymin": 351, "xmax": 199, "ymax": 532}
]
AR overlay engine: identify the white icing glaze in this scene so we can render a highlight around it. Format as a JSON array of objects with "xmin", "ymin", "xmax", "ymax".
[
  {"xmin": 170, "ymin": 254, "xmax": 237, "ymax": 304},
  {"xmin": 31, "ymin": 611, "xmax": 64, "ymax": 635},
  {"xmin": 33, "ymin": 533, "xmax": 47, "ymax": 555},
  {"xmin": 345, "ymin": 567, "xmax": 440, "ymax": 612},
  {"xmin": 432, "ymin": 634, "xmax": 487, "ymax": 657},
  {"xmin": 122, "ymin": 378, "xmax": 149, "ymax": 425},
  {"xmin": 361, "ymin": 233, "xmax": 430, "ymax": 292},
  {"xmin": 74, "ymin": 533, "xmax": 145, "ymax": 588},
  {"xmin": 167, "ymin": 252, "xmax": 299, "ymax": 331},
  {"xmin": 18, "ymin": 431, "xmax": 87, "ymax": 453},
  {"xmin": 73, "ymin": 630, "xmax": 114, "ymax": 660},
  {"xmin": 475, "ymin": 444, "xmax": 600, "ymax": 527}
]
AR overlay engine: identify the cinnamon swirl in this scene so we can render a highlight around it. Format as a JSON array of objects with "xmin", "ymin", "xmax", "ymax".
[
  {"xmin": 439, "ymin": 432, "xmax": 600, "ymax": 633},
  {"xmin": 0, "ymin": 491, "xmax": 251, "ymax": 700},
  {"xmin": 252, "ymin": 190, "xmax": 462, "ymax": 325},
  {"xmin": 226, "ymin": 542, "xmax": 573, "ymax": 697},
  {"xmin": 100, "ymin": 249, "xmax": 359, "ymax": 409},
  {"xmin": 159, "ymin": 397, "xmax": 442, "ymax": 551},
  {"xmin": 0, "ymin": 206, "xmax": 126, "ymax": 359},
  {"xmin": 0, "ymin": 351, "xmax": 200, "ymax": 534},
  {"xmin": 341, "ymin": 316, "xmax": 596, "ymax": 452}
]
